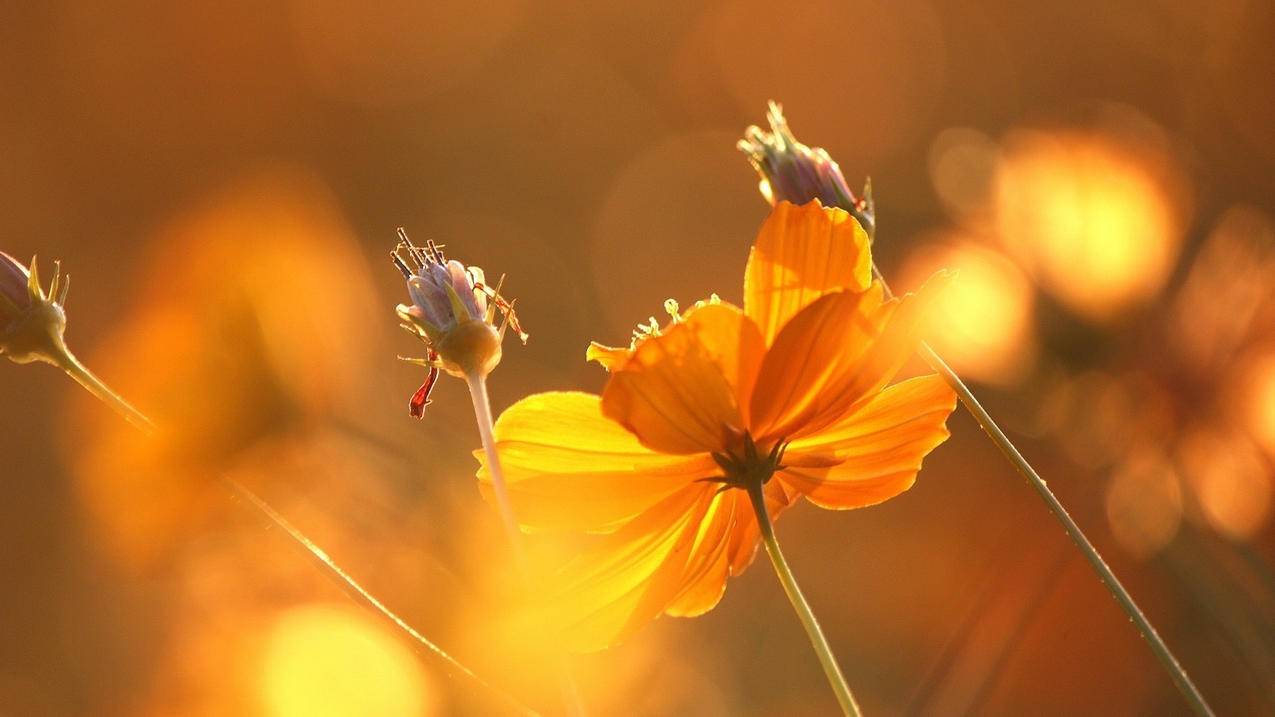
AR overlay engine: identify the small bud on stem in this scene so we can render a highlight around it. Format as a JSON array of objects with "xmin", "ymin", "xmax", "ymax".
[
  {"xmin": 739, "ymin": 101, "xmax": 875, "ymax": 236},
  {"xmin": 0, "ymin": 252, "xmax": 153, "ymax": 432},
  {"xmin": 392, "ymin": 229, "xmax": 526, "ymax": 416}
]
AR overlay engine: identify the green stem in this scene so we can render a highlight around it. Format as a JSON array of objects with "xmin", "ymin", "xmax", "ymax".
[
  {"xmin": 54, "ymin": 346, "xmax": 155, "ymax": 435},
  {"xmin": 464, "ymin": 372, "xmax": 531, "ymax": 577},
  {"xmin": 465, "ymin": 372, "xmax": 589, "ymax": 717},
  {"xmin": 917, "ymin": 344, "xmax": 1213, "ymax": 717},
  {"xmin": 745, "ymin": 481, "xmax": 863, "ymax": 717},
  {"xmin": 866, "ymin": 212, "xmax": 1210, "ymax": 715}
]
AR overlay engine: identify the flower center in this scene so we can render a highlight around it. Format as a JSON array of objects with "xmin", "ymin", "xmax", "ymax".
[{"xmin": 708, "ymin": 432, "xmax": 788, "ymax": 492}]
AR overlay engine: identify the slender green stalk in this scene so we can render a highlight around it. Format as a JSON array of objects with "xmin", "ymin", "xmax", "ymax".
[
  {"xmin": 873, "ymin": 265, "xmax": 1213, "ymax": 716},
  {"xmin": 54, "ymin": 348, "xmax": 155, "ymax": 435},
  {"xmin": 918, "ymin": 344, "xmax": 1213, "ymax": 716},
  {"xmin": 745, "ymin": 481, "xmax": 863, "ymax": 717},
  {"xmin": 465, "ymin": 372, "xmax": 588, "ymax": 717},
  {"xmin": 464, "ymin": 372, "xmax": 531, "ymax": 577},
  {"xmin": 225, "ymin": 478, "xmax": 540, "ymax": 717},
  {"xmin": 44, "ymin": 350, "xmax": 540, "ymax": 716}
]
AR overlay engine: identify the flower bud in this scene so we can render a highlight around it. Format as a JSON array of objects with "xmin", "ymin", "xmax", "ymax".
[
  {"xmin": 0, "ymin": 252, "xmax": 32, "ymax": 325},
  {"xmin": 738, "ymin": 101, "xmax": 875, "ymax": 235},
  {"xmin": 392, "ymin": 230, "xmax": 526, "ymax": 414},
  {"xmin": 0, "ymin": 254, "xmax": 71, "ymax": 365}
]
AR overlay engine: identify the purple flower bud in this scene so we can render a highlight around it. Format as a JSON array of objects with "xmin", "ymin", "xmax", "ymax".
[
  {"xmin": 0, "ymin": 251, "xmax": 31, "ymax": 322},
  {"xmin": 739, "ymin": 102, "xmax": 875, "ymax": 235},
  {"xmin": 391, "ymin": 229, "xmax": 526, "ymax": 391}
]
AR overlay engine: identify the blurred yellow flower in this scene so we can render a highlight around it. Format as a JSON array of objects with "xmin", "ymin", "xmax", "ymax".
[
  {"xmin": 68, "ymin": 168, "xmax": 384, "ymax": 568},
  {"xmin": 478, "ymin": 200, "xmax": 956, "ymax": 652}
]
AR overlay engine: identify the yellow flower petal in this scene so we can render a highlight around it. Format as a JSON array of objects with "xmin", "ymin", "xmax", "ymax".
[
  {"xmin": 550, "ymin": 486, "xmax": 716, "ymax": 652},
  {"xmin": 601, "ymin": 303, "xmax": 763, "ymax": 454},
  {"xmin": 585, "ymin": 341, "xmax": 631, "ymax": 371},
  {"xmin": 743, "ymin": 200, "xmax": 872, "ymax": 344},
  {"xmin": 664, "ymin": 491, "xmax": 737, "ymax": 617},
  {"xmin": 682, "ymin": 301, "xmax": 767, "ymax": 417},
  {"xmin": 748, "ymin": 284, "xmax": 887, "ymax": 440},
  {"xmin": 796, "ymin": 272, "xmax": 952, "ymax": 438},
  {"xmin": 751, "ymin": 272, "xmax": 951, "ymax": 442},
  {"xmin": 479, "ymin": 392, "xmax": 717, "ymax": 533},
  {"xmin": 778, "ymin": 375, "xmax": 957, "ymax": 509}
]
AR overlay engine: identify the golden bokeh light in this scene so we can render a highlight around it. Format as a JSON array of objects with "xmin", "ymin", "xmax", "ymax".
[
  {"xmin": 1105, "ymin": 452, "xmax": 1183, "ymax": 559},
  {"xmin": 1177, "ymin": 429, "xmax": 1273, "ymax": 541},
  {"xmin": 928, "ymin": 127, "xmax": 999, "ymax": 220},
  {"xmin": 993, "ymin": 126, "xmax": 1186, "ymax": 322},
  {"xmin": 1241, "ymin": 349, "xmax": 1275, "ymax": 457},
  {"xmin": 1039, "ymin": 371, "xmax": 1177, "ymax": 471},
  {"xmin": 1171, "ymin": 206, "xmax": 1275, "ymax": 372},
  {"xmin": 259, "ymin": 604, "xmax": 436, "ymax": 717},
  {"xmin": 900, "ymin": 237, "xmax": 1035, "ymax": 384}
]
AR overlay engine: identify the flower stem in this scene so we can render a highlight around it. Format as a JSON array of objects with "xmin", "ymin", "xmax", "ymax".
[
  {"xmin": 465, "ymin": 372, "xmax": 589, "ymax": 717},
  {"xmin": 44, "ymin": 350, "xmax": 540, "ymax": 715},
  {"xmin": 745, "ymin": 480, "xmax": 863, "ymax": 717},
  {"xmin": 464, "ymin": 372, "xmax": 531, "ymax": 577},
  {"xmin": 916, "ymin": 343, "xmax": 1214, "ymax": 717},
  {"xmin": 867, "ymin": 218, "xmax": 1211, "ymax": 715},
  {"xmin": 53, "ymin": 346, "xmax": 155, "ymax": 435},
  {"xmin": 224, "ymin": 478, "xmax": 540, "ymax": 717}
]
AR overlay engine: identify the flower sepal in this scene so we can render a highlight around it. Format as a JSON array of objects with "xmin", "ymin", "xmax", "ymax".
[
  {"xmin": 706, "ymin": 433, "xmax": 788, "ymax": 492},
  {"xmin": 0, "ymin": 255, "xmax": 73, "ymax": 366},
  {"xmin": 436, "ymin": 316, "xmax": 503, "ymax": 378}
]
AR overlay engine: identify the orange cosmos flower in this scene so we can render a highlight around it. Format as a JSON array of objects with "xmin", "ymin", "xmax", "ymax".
[{"xmin": 479, "ymin": 200, "xmax": 957, "ymax": 652}]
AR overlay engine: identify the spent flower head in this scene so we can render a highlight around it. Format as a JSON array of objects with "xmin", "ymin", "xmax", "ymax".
[
  {"xmin": 0, "ymin": 253, "xmax": 72, "ymax": 365},
  {"xmin": 392, "ymin": 229, "xmax": 526, "ymax": 416},
  {"xmin": 739, "ymin": 101, "xmax": 875, "ymax": 235}
]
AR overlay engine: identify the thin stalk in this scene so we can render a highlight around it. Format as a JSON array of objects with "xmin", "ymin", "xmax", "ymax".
[
  {"xmin": 465, "ymin": 372, "xmax": 588, "ymax": 717},
  {"xmin": 873, "ymin": 265, "xmax": 1213, "ymax": 716},
  {"xmin": 225, "ymin": 478, "xmax": 540, "ymax": 717},
  {"xmin": 47, "ymin": 351, "xmax": 540, "ymax": 716},
  {"xmin": 54, "ymin": 347, "xmax": 155, "ymax": 435},
  {"xmin": 923, "ymin": 341, "xmax": 1211, "ymax": 716},
  {"xmin": 464, "ymin": 372, "xmax": 530, "ymax": 578},
  {"xmin": 745, "ymin": 480, "xmax": 862, "ymax": 717}
]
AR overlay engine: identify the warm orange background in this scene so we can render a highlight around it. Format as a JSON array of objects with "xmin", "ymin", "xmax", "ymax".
[{"xmin": 2, "ymin": 1, "xmax": 1274, "ymax": 715}]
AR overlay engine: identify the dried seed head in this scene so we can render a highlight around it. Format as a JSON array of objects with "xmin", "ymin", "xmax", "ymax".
[{"xmin": 392, "ymin": 229, "xmax": 527, "ymax": 412}]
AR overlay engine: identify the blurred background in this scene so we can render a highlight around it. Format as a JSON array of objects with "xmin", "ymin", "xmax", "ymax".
[{"xmin": 1, "ymin": 1, "xmax": 1274, "ymax": 715}]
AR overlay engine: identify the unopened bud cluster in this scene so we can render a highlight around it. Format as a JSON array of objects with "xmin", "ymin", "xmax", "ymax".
[{"xmin": 739, "ymin": 101, "xmax": 875, "ymax": 235}]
